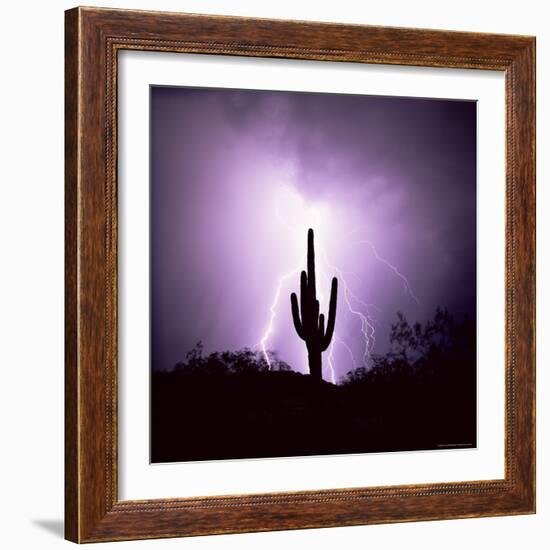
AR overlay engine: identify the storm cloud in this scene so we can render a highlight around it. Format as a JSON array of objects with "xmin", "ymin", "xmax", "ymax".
[{"xmin": 150, "ymin": 86, "xmax": 476, "ymax": 380}]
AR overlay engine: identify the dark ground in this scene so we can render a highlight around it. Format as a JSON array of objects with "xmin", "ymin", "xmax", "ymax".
[{"xmin": 151, "ymin": 309, "xmax": 476, "ymax": 463}]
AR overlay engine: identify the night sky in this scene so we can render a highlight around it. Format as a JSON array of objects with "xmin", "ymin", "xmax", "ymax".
[{"xmin": 150, "ymin": 86, "xmax": 476, "ymax": 381}]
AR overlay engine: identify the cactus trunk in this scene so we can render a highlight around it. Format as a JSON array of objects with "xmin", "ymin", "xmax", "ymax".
[
  {"xmin": 308, "ymin": 350, "xmax": 322, "ymax": 380},
  {"xmin": 290, "ymin": 228, "xmax": 338, "ymax": 381}
]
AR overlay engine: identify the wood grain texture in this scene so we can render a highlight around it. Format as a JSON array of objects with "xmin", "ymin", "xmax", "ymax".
[
  {"xmin": 64, "ymin": 6, "xmax": 536, "ymax": 543},
  {"xmin": 64, "ymin": 7, "xmax": 79, "ymax": 543}
]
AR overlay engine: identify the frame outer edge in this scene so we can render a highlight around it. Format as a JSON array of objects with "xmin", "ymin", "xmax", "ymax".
[
  {"xmin": 64, "ymin": 6, "xmax": 537, "ymax": 543},
  {"xmin": 65, "ymin": 6, "xmax": 80, "ymax": 544},
  {"xmin": 513, "ymin": 38, "xmax": 536, "ymax": 513},
  {"xmin": 66, "ymin": 6, "xmax": 112, "ymax": 543}
]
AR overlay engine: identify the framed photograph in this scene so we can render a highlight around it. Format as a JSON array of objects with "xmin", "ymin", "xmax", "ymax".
[{"xmin": 65, "ymin": 7, "xmax": 536, "ymax": 543}]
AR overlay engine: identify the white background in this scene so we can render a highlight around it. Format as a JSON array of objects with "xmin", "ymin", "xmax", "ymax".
[
  {"xmin": 119, "ymin": 52, "xmax": 505, "ymax": 500},
  {"xmin": 0, "ymin": 1, "xmax": 547, "ymax": 549}
]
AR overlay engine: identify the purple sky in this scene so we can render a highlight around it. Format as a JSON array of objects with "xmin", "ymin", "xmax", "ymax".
[{"xmin": 150, "ymin": 86, "xmax": 476, "ymax": 381}]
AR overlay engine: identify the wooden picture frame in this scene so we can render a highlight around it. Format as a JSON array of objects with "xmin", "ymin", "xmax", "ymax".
[{"xmin": 65, "ymin": 6, "xmax": 536, "ymax": 543}]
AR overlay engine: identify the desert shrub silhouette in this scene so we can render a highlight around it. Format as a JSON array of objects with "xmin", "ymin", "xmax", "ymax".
[
  {"xmin": 151, "ymin": 309, "xmax": 476, "ymax": 463},
  {"xmin": 339, "ymin": 308, "xmax": 476, "ymax": 449}
]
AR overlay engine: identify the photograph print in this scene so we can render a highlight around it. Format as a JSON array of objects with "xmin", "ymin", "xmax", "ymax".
[{"xmin": 150, "ymin": 85, "xmax": 477, "ymax": 463}]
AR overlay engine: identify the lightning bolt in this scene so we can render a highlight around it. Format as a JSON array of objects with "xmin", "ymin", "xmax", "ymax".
[
  {"xmin": 256, "ymin": 187, "xmax": 419, "ymax": 382},
  {"xmin": 320, "ymin": 252, "xmax": 377, "ymax": 367},
  {"xmin": 257, "ymin": 266, "xmax": 301, "ymax": 369},
  {"xmin": 327, "ymin": 341, "xmax": 336, "ymax": 383},
  {"xmin": 328, "ymin": 335, "xmax": 358, "ymax": 384},
  {"xmin": 357, "ymin": 240, "xmax": 421, "ymax": 305}
]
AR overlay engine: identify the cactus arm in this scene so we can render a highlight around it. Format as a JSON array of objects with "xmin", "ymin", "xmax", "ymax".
[
  {"xmin": 290, "ymin": 292, "xmax": 305, "ymax": 340},
  {"xmin": 318, "ymin": 313, "xmax": 325, "ymax": 341},
  {"xmin": 321, "ymin": 277, "xmax": 338, "ymax": 351},
  {"xmin": 313, "ymin": 300, "xmax": 320, "ymax": 340}
]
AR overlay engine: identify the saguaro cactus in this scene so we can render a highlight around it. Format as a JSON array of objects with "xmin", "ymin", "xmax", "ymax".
[{"xmin": 290, "ymin": 228, "xmax": 338, "ymax": 381}]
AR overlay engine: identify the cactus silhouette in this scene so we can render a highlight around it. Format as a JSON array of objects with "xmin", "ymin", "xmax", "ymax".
[{"xmin": 290, "ymin": 228, "xmax": 338, "ymax": 381}]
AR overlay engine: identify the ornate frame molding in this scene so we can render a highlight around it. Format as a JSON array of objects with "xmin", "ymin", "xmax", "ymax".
[{"xmin": 65, "ymin": 7, "xmax": 535, "ymax": 542}]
